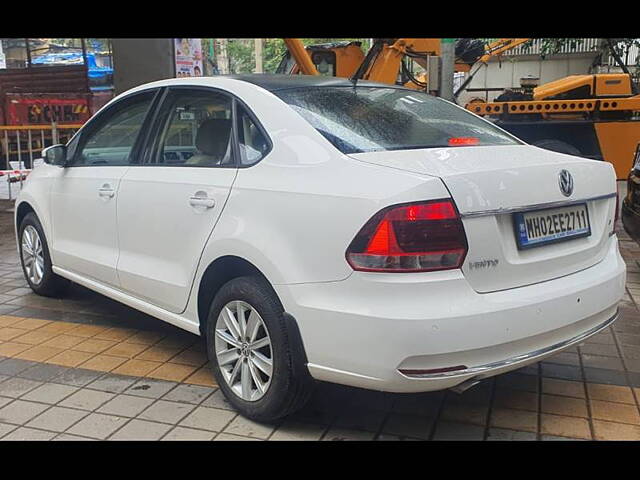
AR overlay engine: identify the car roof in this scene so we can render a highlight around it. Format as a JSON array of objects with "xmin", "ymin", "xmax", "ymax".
[{"xmin": 222, "ymin": 74, "xmax": 403, "ymax": 92}]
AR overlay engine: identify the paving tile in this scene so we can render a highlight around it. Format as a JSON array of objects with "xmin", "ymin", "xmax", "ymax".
[
  {"xmin": 103, "ymin": 342, "xmax": 149, "ymax": 358},
  {"xmin": 381, "ymin": 413, "xmax": 435, "ymax": 439},
  {"xmin": 440, "ymin": 402, "xmax": 489, "ymax": 426},
  {"xmin": 540, "ymin": 413, "xmax": 591, "ymax": 439},
  {"xmin": 146, "ymin": 362, "xmax": 197, "ymax": 383},
  {"xmin": 41, "ymin": 334, "xmax": 86, "ymax": 350},
  {"xmin": 391, "ymin": 392, "xmax": 444, "ymax": 416},
  {"xmin": 333, "ymin": 408, "xmax": 386, "ymax": 433},
  {"xmin": 14, "ymin": 345, "xmax": 64, "ymax": 362},
  {"xmin": 541, "ymin": 378, "xmax": 586, "ymax": 399},
  {"xmin": 0, "ymin": 376, "xmax": 42, "ymax": 398},
  {"xmin": 179, "ymin": 406, "xmax": 236, "ymax": 432},
  {"xmin": 134, "ymin": 345, "xmax": 181, "ymax": 363},
  {"xmin": 493, "ymin": 388, "xmax": 538, "ymax": 412},
  {"xmin": 93, "ymin": 327, "xmax": 138, "ymax": 342},
  {"xmin": 1, "ymin": 426, "xmax": 57, "ymax": 440},
  {"xmin": 0, "ymin": 358, "xmax": 37, "ymax": 376},
  {"xmin": 12, "ymin": 329, "xmax": 58, "ymax": 345},
  {"xmin": 322, "ymin": 427, "xmax": 376, "ymax": 441},
  {"xmin": 17, "ymin": 363, "xmax": 70, "ymax": 382},
  {"xmin": 541, "ymin": 363, "xmax": 583, "ymax": 381},
  {"xmin": 72, "ymin": 338, "xmax": 117, "ymax": 354},
  {"xmin": 432, "ymin": 421, "xmax": 484, "ymax": 440},
  {"xmin": 0, "ymin": 342, "xmax": 32, "ymax": 357},
  {"xmin": 112, "ymin": 359, "xmax": 163, "ymax": 377},
  {"xmin": 0, "ymin": 399, "xmax": 49, "ymax": 425},
  {"xmin": 0, "ymin": 316, "xmax": 24, "ymax": 327},
  {"xmin": 541, "ymin": 435, "xmax": 585, "ymax": 441},
  {"xmin": 66, "ymin": 324, "xmax": 109, "ymax": 338},
  {"xmin": 541, "ymin": 394, "xmax": 589, "ymax": 418},
  {"xmin": 490, "ymin": 408, "xmax": 538, "ymax": 433},
  {"xmin": 486, "ymin": 428, "xmax": 537, "ymax": 441},
  {"xmin": 545, "ymin": 352, "xmax": 580, "ymax": 366},
  {"xmin": 47, "ymin": 350, "xmax": 95, "ymax": 368},
  {"xmin": 59, "ymin": 389, "xmax": 115, "ymax": 411},
  {"xmin": 201, "ymin": 389, "xmax": 236, "ymax": 411},
  {"xmin": 86, "ymin": 373, "xmax": 138, "ymax": 394},
  {"xmin": 67, "ymin": 413, "xmax": 128, "ymax": 440},
  {"xmin": 581, "ymin": 354, "xmax": 625, "ymax": 371},
  {"xmin": 21, "ymin": 383, "xmax": 78, "ymax": 404},
  {"xmin": 110, "ymin": 419, "xmax": 172, "ymax": 440},
  {"xmin": 0, "ymin": 327, "xmax": 29, "ymax": 341},
  {"xmin": 124, "ymin": 378, "xmax": 178, "ymax": 400},
  {"xmin": 214, "ymin": 432, "xmax": 260, "ymax": 441},
  {"xmin": 495, "ymin": 373, "xmax": 539, "ymax": 392},
  {"xmin": 587, "ymin": 383, "xmax": 636, "ymax": 404},
  {"xmin": 590, "ymin": 399, "xmax": 640, "ymax": 425},
  {"xmin": 0, "ymin": 396, "xmax": 11, "ymax": 409},
  {"xmin": 0, "ymin": 422, "xmax": 17, "ymax": 439},
  {"xmin": 26, "ymin": 406, "xmax": 89, "ymax": 432},
  {"xmin": 583, "ymin": 367, "xmax": 629, "ymax": 386},
  {"xmin": 78, "ymin": 354, "xmax": 127, "ymax": 372},
  {"xmin": 593, "ymin": 420, "xmax": 640, "ymax": 440},
  {"xmin": 161, "ymin": 383, "xmax": 214, "ymax": 404},
  {"xmin": 183, "ymin": 366, "xmax": 217, "ymax": 387},
  {"xmin": 53, "ymin": 433, "xmax": 96, "ymax": 441},
  {"xmin": 270, "ymin": 421, "xmax": 326, "ymax": 441},
  {"xmin": 223, "ymin": 415, "xmax": 276, "ymax": 439},
  {"xmin": 97, "ymin": 394, "xmax": 155, "ymax": 418},
  {"xmin": 168, "ymin": 348, "xmax": 207, "ymax": 367},
  {"xmin": 579, "ymin": 343, "xmax": 621, "ymax": 358},
  {"xmin": 52, "ymin": 368, "xmax": 103, "ymax": 387},
  {"xmin": 138, "ymin": 400, "xmax": 196, "ymax": 424},
  {"xmin": 162, "ymin": 426, "xmax": 216, "ymax": 441}
]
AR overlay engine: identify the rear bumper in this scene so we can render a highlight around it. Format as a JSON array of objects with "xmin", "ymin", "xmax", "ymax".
[{"xmin": 275, "ymin": 237, "xmax": 625, "ymax": 393}]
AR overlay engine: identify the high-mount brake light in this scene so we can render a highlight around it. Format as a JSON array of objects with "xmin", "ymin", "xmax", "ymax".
[
  {"xmin": 346, "ymin": 199, "xmax": 468, "ymax": 273},
  {"xmin": 448, "ymin": 137, "xmax": 479, "ymax": 146}
]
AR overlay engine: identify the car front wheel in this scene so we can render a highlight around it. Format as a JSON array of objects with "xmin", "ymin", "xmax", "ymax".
[{"xmin": 205, "ymin": 276, "xmax": 313, "ymax": 422}]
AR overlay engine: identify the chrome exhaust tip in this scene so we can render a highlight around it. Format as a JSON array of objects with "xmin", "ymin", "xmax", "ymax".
[{"xmin": 449, "ymin": 377, "xmax": 482, "ymax": 394}]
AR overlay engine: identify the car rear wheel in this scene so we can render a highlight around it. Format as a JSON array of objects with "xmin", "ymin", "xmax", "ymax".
[
  {"xmin": 205, "ymin": 276, "xmax": 313, "ymax": 422},
  {"xmin": 19, "ymin": 212, "xmax": 69, "ymax": 297}
]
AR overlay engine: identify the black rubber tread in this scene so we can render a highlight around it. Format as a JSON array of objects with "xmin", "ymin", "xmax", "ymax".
[
  {"xmin": 18, "ymin": 212, "xmax": 70, "ymax": 297},
  {"xmin": 205, "ymin": 275, "xmax": 314, "ymax": 422}
]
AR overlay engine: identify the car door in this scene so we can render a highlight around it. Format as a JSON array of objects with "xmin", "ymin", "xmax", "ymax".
[
  {"xmin": 115, "ymin": 87, "xmax": 253, "ymax": 313},
  {"xmin": 49, "ymin": 89, "xmax": 159, "ymax": 287}
]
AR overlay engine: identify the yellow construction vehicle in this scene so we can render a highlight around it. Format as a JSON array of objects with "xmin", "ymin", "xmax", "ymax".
[
  {"xmin": 277, "ymin": 38, "xmax": 523, "ymax": 91},
  {"xmin": 465, "ymin": 69, "xmax": 640, "ymax": 179}
]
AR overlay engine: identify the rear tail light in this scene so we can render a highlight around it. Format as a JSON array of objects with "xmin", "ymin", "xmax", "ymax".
[{"xmin": 346, "ymin": 199, "xmax": 468, "ymax": 273}]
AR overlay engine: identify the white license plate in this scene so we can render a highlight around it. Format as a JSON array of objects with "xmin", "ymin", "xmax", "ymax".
[{"xmin": 513, "ymin": 203, "xmax": 591, "ymax": 249}]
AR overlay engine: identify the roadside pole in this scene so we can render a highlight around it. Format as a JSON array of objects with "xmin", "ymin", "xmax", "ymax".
[
  {"xmin": 254, "ymin": 38, "xmax": 263, "ymax": 73},
  {"xmin": 440, "ymin": 38, "xmax": 456, "ymax": 101}
]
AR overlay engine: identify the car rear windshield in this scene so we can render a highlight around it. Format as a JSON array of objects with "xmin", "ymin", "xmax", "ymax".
[{"xmin": 275, "ymin": 86, "xmax": 520, "ymax": 154}]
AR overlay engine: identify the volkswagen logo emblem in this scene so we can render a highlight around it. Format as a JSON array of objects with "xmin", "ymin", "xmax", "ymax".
[{"xmin": 558, "ymin": 169, "xmax": 574, "ymax": 197}]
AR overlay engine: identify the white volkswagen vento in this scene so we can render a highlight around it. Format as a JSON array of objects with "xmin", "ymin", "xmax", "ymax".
[{"xmin": 15, "ymin": 75, "xmax": 625, "ymax": 421}]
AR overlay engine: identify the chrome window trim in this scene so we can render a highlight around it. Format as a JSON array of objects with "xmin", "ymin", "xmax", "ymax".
[
  {"xmin": 400, "ymin": 308, "xmax": 618, "ymax": 379},
  {"xmin": 460, "ymin": 192, "xmax": 617, "ymax": 218}
]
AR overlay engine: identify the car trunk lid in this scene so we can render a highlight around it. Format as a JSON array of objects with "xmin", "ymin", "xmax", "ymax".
[{"xmin": 349, "ymin": 145, "xmax": 617, "ymax": 292}]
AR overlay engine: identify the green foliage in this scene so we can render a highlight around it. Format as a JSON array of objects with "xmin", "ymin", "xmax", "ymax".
[{"xmin": 218, "ymin": 38, "xmax": 372, "ymax": 74}]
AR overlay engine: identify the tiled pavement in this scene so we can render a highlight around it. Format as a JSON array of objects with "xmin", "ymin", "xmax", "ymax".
[{"xmin": 2, "ymin": 191, "xmax": 640, "ymax": 441}]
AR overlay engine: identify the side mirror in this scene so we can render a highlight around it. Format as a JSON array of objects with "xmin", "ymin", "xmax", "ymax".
[{"xmin": 42, "ymin": 144, "xmax": 67, "ymax": 166}]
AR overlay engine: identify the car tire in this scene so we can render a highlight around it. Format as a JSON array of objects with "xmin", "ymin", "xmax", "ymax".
[
  {"xmin": 205, "ymin": 275, "xmax": 314, "ymax": 422},
  {"xmin": 18, "ymin": 212, "xmax": 69, "ymax": 297}
]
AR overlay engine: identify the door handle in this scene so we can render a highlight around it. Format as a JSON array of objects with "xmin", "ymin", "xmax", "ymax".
[
  {"xmin": 98, "ymin": 184, "xmax": 115, "ymax": 199},
  {"xmin": 189, "ymin": 191, "xmax": 215, "ymax": 209}
]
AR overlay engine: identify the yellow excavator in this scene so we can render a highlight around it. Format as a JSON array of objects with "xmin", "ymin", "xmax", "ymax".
[{"xmin": 277, "ymin": 38, "xmax": 528, "ymax": 92}]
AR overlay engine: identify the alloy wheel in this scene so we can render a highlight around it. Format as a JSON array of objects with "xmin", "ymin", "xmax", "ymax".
[
  {"xmin": 21, "ymin": 225, "xmax": 45, "ymax": 286},
  {"xmin": 214, "ymin": 300, "xmax": 273, "ymax": 401}
]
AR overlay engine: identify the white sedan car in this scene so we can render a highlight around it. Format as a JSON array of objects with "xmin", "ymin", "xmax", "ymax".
[{"xmin": 15, "ymin": 75, "xmax": 625, "ymax": 421}]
